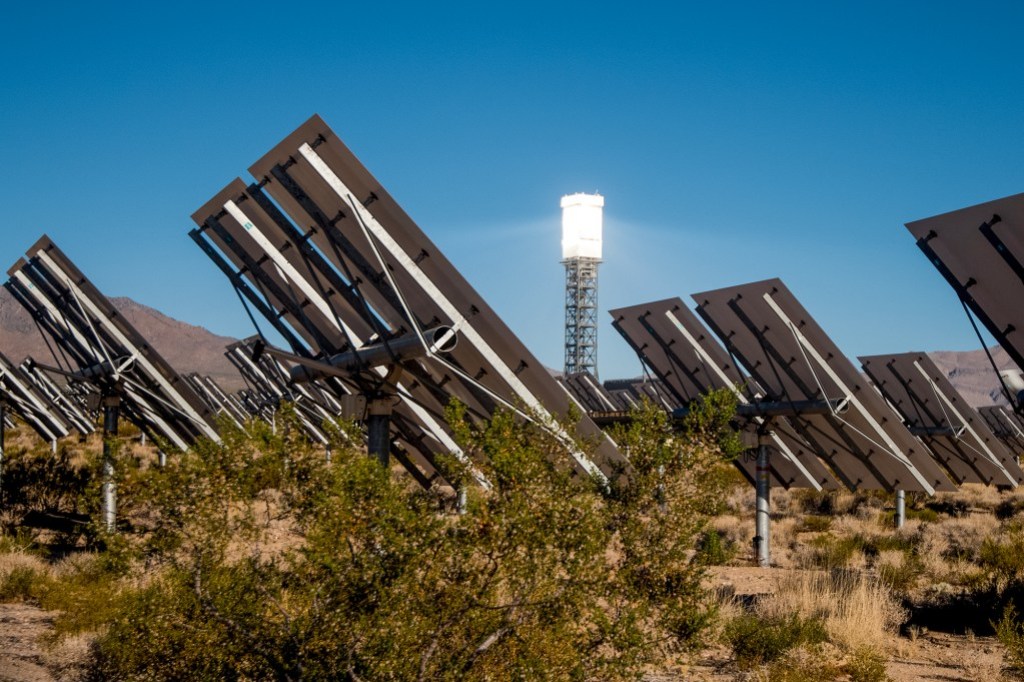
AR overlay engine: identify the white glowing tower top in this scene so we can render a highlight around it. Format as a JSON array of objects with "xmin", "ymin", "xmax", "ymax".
[
  {"xmin": 561, "ymin": 193, "xmax": 603, "ymax": 378},
  {"xmin": 561, "ymin": 193, "xmax": 604, "ymax": 261}
]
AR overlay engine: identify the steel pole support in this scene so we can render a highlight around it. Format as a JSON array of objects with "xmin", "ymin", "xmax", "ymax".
[
  {"xmin": 101, "ymin": 396, "xmax": 120, "ymax": 533},
  {"xmin": 0, "ymin": 402, "xmax": 5, "ymax": 503},
  {"xmin": 895, "ymin": 489, "xmax": 906, "ymax": 529},
  {"xmin": 367, "ymin": 398, "xmax": 392, "ymax": 468},
  {"xmin": 755, "ymin": 442, "xmax": 771, "ymax": 567}
]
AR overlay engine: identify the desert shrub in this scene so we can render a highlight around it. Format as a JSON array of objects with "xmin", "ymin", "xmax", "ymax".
[
  {"xmin": 799, "ymin": 514, "xmax": 831, "ymax": 532},
  {"xmin": 979, "ymin": 532, "xmax": 1024, "ymax": 581},
  {"xmin": 793, "ymin": 489, "xmax": 836, "ymax": 515},
  {"xmin": 724, "ymin": 612, "xmax": 827, "ymax": 668},
  {"xmin": 926, "ymin": 498, "xmax": 971, "ymax": 518},
  {"xmin": 807, "ymin": 534, "xmax": 865, "ymax": 568},
  {"xmin": 66, "ymin": 399, "xmax": 736, "ymax": 680},
  {"xmin": 34, "ymin": 553, "xmax": 130, "ymax": 638},
  {"xmin": 0, "ymin": 564, "xmax": 40, "ymax": 601},
  {"xmin": 2, "ymin": 440, "xmax": 92, "ymax": 521},
  {"xmin": 882, "ymin": 507, "xmax": 938, "ymax": 525},
  {"xmin": 842, "ymin": 646, "xmax": 890, "ymax": 682},
  {"xmin": 763, "ymin": 645, "xmax": 843, "ymax": 681},
  {"xmin": 695, "ymin": 528, "xmax": 734, "ymax": 565},
  {"xmin": 997, "ymin": 604, "xmax": 1024, "ymax": 678},
  {"xmin": 997, "ymin": 499, "xmax": 1024, "ymax": 521},
  {"xmin": 876, "ymin": 551, "xmax": 923, "ymax": 592},
  {"xmin": 0, "ymin": 548, "xmax": 49, "ymax": 602},
  {"xmin": 868, "ymin": 535, "xmax": 916, "ymax": 554},
  {"xmin": 758, "ymin": 571, "xmax": 905, "ymax": 653}
]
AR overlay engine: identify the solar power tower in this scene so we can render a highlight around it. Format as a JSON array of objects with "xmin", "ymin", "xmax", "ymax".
[
  {"xmin": 860, "ymin": 353, "xmax": 1023, "ymax": 498},
  {"xmin": 5, "ymin": 236, "xmax": 221, "ymax": 530},
  {"xmin": 562, "ymin": 193, "xmax": 603, "ymax": 377},
  {"xmin": 190, "ymin": 115, "xmax": 627, "ymax": 492},
  {"xmin": 906, "ymin": 193, "xmax": 1024, "ymax": 407},
  {"xmin": 685, "ymin": 279, "xmax": 956, "ymax": 560}
]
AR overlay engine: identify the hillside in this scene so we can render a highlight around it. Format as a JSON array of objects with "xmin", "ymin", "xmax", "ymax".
[
  {"xmin": 1, "ymin": 278, "xmax": 1017, "ymax": 407},
  {"xmin": 930, "ymin": 346, "xmax": 1015, "ymax": 407},
  {"xmin": 0, "ymin": 287, "xmax": 243, "ymax": 391}
]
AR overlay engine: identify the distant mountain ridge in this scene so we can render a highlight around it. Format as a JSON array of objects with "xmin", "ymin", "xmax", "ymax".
[
  {"xmin": 929, "ymin": 346, "xmax": 1016, "ymax": 408},
  {"xmin": 0, "ymin": 287, "xmax": 243, "ymax": 391},
  {"xmin": 0, "ymin": 282, "xmax": 1014, "ymax": 408}
]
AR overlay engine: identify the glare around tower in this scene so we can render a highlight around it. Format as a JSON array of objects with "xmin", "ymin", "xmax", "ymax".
[{"xmin": 562, "ymin": 193, "xmax": 603, "ymax": 378}]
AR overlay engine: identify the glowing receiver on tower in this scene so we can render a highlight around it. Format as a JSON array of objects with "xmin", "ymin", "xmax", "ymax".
[{"xmin": 561, "ymin": 193, "xmax": 603, "ymax": 261}]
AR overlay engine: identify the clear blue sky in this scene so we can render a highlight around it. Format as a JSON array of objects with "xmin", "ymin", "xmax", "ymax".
[{"xmin": 3, "ymin": 1, "xmax": 1024, "ymax": 379}]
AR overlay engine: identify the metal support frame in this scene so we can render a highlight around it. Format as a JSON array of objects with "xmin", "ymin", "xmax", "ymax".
[
  {"xmin": 755, "ymin": 440, "xmax": 771, "ymax": 567},
  {"xmin": 0, "ymin": 401, "xmax": 5, "ymax": 503},
  {"xmin": 366, "ymin": 396, "xmax": 392, "ymax": 468},
  {"xmin": 101, "ymin": 394, "xmax": 120, "ymax": 533},
  {"xmin": 916, "ymin": 231, "xmax": 1024, "ymax": 373},
  {"xmin": 895, "ymin": 489, "xmax": 906, "ymax": 529},
  {"xmin": 564, "ymin": 257, "xmax": 600, "ymax": 377},
  {"xmin": 672, "ymin": 398, "xmax": 847, "ymax": 421}
]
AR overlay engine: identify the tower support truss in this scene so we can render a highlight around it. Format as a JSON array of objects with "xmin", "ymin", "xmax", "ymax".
[{"xmin": 564, "ymin": 257, "xmax": 600, "ymax": 377}]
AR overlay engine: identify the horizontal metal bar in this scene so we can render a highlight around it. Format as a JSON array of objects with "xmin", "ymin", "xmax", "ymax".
[{"xmin": 907, "ymin": 425, "xmax": 966, "ymax": 438}]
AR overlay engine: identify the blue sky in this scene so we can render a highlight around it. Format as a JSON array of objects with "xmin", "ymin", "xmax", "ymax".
[{"xmin": 3, "ymin": 1, "xmax": 1024, "ymax": 379}]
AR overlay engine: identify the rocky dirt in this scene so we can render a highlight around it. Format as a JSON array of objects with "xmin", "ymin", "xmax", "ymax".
[{"xmin": 0, "ymin": 603, "xmax": 54, "ymax": 682}]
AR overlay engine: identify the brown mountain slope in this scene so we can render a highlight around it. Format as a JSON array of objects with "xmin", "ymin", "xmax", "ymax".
[
  {"xmin": 1, "ymin": 280, "xmax": 1014, "ymax": 409},
  {"xmin": 0, "ymin": 287, "xmax": 243, "ymax": 391},
  {"xmin": 929, "ymin": 346, "xmax": 1015, "ymax": 408}
]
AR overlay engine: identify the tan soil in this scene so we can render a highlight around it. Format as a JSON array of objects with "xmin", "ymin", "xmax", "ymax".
[{"xmin": 0, "ymin": 604, "xmax": 54, "ymax": 682}]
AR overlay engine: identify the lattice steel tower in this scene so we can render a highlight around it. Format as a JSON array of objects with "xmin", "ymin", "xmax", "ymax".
[{"xmin": 561, "ymin": 193, "xmax": 603, "ymax": 378}]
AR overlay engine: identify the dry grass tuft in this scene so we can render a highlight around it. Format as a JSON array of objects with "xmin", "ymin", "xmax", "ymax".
[
  {"xmin": 757, "ymin": 570, "xmax": 906, "ymax": 653},
  {"xmin": 711, "ymin": 514, "xmax": 752, "ymax": 557},
  {"xmin": 945, "ymin": 483, "xmax": 1003, "ymax": 513},
  {"xmin": 0, "ymin": 549, "xmax": 47, "ymax": 580},
  {"xmin": 914, "ymin": 514, "xmax": 999, "ymax": 582},
  {"xmin": 767, "ymin": 517, "xmax": 801, "ymax": 569},
  {"xmin": 41, "ymin": 632, "xmax": 94, "ymax": 681}
]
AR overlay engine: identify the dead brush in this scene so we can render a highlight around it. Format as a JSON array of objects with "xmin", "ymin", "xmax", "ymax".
[{"xmin": 757, "ymin": 570, "xmax": 906, "ymax": 654}]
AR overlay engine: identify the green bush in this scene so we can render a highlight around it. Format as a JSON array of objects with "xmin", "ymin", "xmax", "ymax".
[
  {"xmin": 995, "ymin": 603, "xmax": 1024, "ymax": 675},
  {"xmin": 842, "ymin": 646, "xmax": 891, "ymax": 682},
  {"xmin": 979, "ymin": 533, "xmax": 1024, "ymax": 580},
  {"xmin": 0, "ymin": 565, "xmax": 41, "ymax": 602},
  {"xmin": 881, "ymin": 507, "xmax": 938, "ymax": 524},
  {"xmin": 793, "ymin": 490, "xmax": 836, "ymax": 515},
  {"xmin": 808, "ymin": 534, "xmax": 865, "ymax": 568},
  {"xmin": 724, "ymin": 613, "xmax": 828, "ymax": 668},
  {"xmin": 763, "ymin": 647, "xmax": 841, "ymax": 681},
  {"xmin": 799, "ymin": 515, "xmax": 832, "ymax": 532},
  {"xmin": 876, "ymin": 552, "xmax": 923, "ymax": 592},
  {"xmin": 695, "ymin": 529, "xmax": 733, "ymax": 565},
  {"xmin": 61, "ymin": 400, "xmax": 737, "ymax": 680}
]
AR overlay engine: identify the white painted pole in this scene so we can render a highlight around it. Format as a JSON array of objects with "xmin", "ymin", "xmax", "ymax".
[
  {"xmin": 895, "ymin": 489, "xmax": 906, "ymax": 529},
  {"xmin": 755, "ymin": 443, "xmax": 771, "ymax": 567},
  {"xmin": 101, "ymin": 397, "xmax": 119, "ymax": 533}
]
